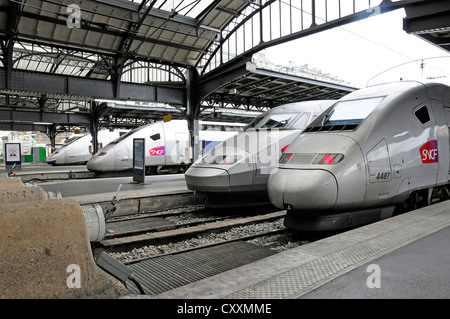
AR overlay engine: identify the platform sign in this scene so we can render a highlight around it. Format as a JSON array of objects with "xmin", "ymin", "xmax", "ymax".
[
  {"xmin": 5, "ymin": 143, "xmax": 21, "ymax": 170},
  {"xmin": 133, "ymin": 138, "xmax": 145, "ymax": 183}
]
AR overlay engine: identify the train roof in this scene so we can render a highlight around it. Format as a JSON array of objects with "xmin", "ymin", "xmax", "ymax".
[
  {"xmin": 340, "ymin": 81, "xmax": 450, "ymax": 102},
  {"xmin": 304, "ymin": 81, "xmax": 450, "ymax": 135},
  {"xmin": 199, "ymin": 121, "xmax": 246, "ymax": 127}
]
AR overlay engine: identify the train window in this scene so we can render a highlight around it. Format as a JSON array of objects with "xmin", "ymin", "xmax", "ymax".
[
  {"xmin": 324, "ymin": 97, "xmax": 384, "ymax": 126},
  {"xmin": 150, "ymin": 133, "xmax": 161, "ymax": 141},
  {"xmin": 244, "ymin": 115, "xmax": 264, "ymax": 130},
  {"xmin": 258, "ymin": 113, "xmax": 297, "ymax": 129},
  {"xmin": 291, "ymin": 113, "xmax": 310, "ymax": 129},
  {"xmin": 414, "ymin": 106, "xmax": 430, "ymax": 124},
  {"xmin": 110, "ymin": 125, "xmax": 146, "ymax": 144}
]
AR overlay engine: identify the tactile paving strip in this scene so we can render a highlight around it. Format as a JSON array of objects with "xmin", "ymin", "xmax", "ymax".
[
  {"xmin": 226, "ymin": 215, "xmax": 450, "ymax": 299},
  {"xmin": 127, "ymin": 241, "xmax": 277, "ymax": 295}
]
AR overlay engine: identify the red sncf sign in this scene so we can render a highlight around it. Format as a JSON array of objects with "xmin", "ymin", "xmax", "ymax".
[{"xmin": 420, "ymin": 140, "xmax": 438, "ymax": 164}]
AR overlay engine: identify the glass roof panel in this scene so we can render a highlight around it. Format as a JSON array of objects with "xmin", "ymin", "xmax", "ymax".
[{"xmin": 127, "ymin": 0, "xmax": 216, "ymax": 19}]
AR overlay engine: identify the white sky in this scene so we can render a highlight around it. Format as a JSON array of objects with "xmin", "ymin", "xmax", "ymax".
[{"xmin": 265, "ymin": 9, "xmax": 450, "ymax": 88}]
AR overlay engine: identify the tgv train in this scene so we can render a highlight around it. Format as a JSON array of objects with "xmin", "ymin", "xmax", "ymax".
[
  {"xmin": 87, "ymin": 120, "xmax": 245, "ymax": 174},
  {"xmin": 184, "ymin": 100, "xmax": 336, "ymax": 207},
  {"xmin": 47, "ymin": 129, "xmax": 127, "ymax": 165},
  {"xmin": 268, "ymin": 81, "xmax": 450, "ymax": 231}
]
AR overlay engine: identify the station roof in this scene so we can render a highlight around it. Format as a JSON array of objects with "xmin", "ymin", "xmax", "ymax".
[
  {"xmin": 403, "ymin": 0, "xmax": 450, "ymax": 56},
  {"xmin": 205, "ymin": 60, "xmax": 356, "ymax": 109},
  {"xmin": 0, "ymin": 0, "xmax": 254, "ymax": 78}
]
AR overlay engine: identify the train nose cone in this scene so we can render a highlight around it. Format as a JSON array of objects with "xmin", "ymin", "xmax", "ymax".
[
  {"xmin": 268, "ymin": 168, "xmax": 338, "ymax": 210},
  {"xmin": 185, "ymin": 167, "xmax": 230, "ymax": 192},
  {"xmin": 46, "ymin": 153, "xmax": 58, "ymax": 164},
  {"xmin": 87, "ymin": 147, "xmax": 116, "ymax": 171}
]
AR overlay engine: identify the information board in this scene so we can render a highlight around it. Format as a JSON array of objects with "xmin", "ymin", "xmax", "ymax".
[
  {"xmin": 5, "ymin": 143, "xmax": 22, "ymax": 170},
  {"xmin": 133, "ymin": 138, "xmax": 145, "ymax": 183}
]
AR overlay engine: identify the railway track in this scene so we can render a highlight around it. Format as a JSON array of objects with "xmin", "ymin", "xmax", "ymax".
[
  {"xmin": 101, "ymin": 205, "xmax": 328, "ymax": 265},
  {"xmin": 99, "ymin": 206, "xmax": 289, "ymax": 252},
  {"xmin": 96, "ymin": 205, "xmax": 336, "ymax": 295}
]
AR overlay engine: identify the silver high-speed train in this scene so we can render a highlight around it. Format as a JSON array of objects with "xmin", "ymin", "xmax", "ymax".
[
  {"xmin": 184, "ymin": 100, "xmax": 336, "ymax": 207},
  {"xmin": 87, "ymin": 119, "xmax": 245, "ymax": 174},
  {"xmin": 268, "ymin": 81, "xmax": 450, "ymax": 231},
  {"xmin": 47, "ymin": 129, "xmax": 127, "ymax": 165}
]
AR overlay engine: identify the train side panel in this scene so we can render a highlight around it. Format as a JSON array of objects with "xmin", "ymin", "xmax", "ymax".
[
  {"xmin": 361, "ymin": 86, "xmax": 437, "ymax": 207},
  {"xmin": 430, "ymin": 99, "xmax": 450, "ymax": 186},
  {"xmin": 145, "ymin": 121, "xmax": 167, "ymax": 167}
]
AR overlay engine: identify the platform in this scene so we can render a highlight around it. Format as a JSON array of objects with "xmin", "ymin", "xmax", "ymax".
[
  {"xmin": 0, "ymin": 164, "xmax": 204, "ymax": 216},
  {"xmin": 38, "ymin": 174, "xmax": 188, "ymax": 202},
  {"xmin": 127, "ymin": 242, "xmax": 277, "ymax": 296},
  {"xmin": 151, "ymin": 200, "xmax": 450, "ymax": 299}
]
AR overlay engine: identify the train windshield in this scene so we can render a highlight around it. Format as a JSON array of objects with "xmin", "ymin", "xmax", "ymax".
[
  {"xmin": 245, "ymin": 112, "xmax": 299, "ymax": 130},
  {"xmin": 60, "ymin": 135, "xmax": 87, "ymax": 148},
  {"xmin": 109, "ymin": 125, "xmax": 146, "ymax": 144},
  {"xmin": 323, "ymin": 97, "xmax": 384, "ymax": 126}
]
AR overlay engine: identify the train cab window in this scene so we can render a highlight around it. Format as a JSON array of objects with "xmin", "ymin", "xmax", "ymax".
[
  {"xmin": 244, "ymin": 115, "xmax": 264, "ymax": 131},
  {"xmin": 414, "ymin": 106, "xmax": 430, "ymax": 125},
  {"xmin": 259, "ymin": 113, "xmax": 297, "ymax": 129},
  {"xmin": 150, "ymin": 133, "xmax": 161, "ymax": 141},
  {"xmin": 291, "ymin": 113, "xmax": 311, "ymax": 129},
  {"xmin": 323, "ymin": 97, "xmax": 384, "ymax": 126}
]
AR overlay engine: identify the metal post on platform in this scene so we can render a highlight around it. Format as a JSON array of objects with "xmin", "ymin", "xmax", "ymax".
[
  {"xmin": 186, "ymin": 67, "xmax": 201, "ymax": 163},
  {"xmin": 132, "ymin": 138, "xmax": 145, "ymax": 184},
  {"xmin": 193, "ymin": 118, "xmax": 200, "ymax": 162}
]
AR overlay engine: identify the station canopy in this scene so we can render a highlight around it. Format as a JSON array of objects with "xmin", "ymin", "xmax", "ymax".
[{"xmin": 0, "ymin": 0, "xmax": 255, "ymax": 79}]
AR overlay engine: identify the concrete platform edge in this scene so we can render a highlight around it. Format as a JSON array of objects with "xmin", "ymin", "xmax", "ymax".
[{"xmin": 150, "ymin": 200, "xmax": 450, "ymax": 299}]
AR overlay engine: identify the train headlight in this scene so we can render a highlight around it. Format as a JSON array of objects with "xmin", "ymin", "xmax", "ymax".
[
  {"xmin": 313, "ymin": 153, "xmax": 344, "ymax": 165},
  {"xmin": 279, "ymin": 153, "xmax": 344, "ymax": 165},
  {"xmin": 98, "ymin": 151, "xmax": 107, "ymax": 156},
  {"xmin": 279, "ymin": 153, "xmax": 293, "ymax": 164},
  {"xmin": 281, "ymin": 144, "xmax": 289, "ymax": 153}
]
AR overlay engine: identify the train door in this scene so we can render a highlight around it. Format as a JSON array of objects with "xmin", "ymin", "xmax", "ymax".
[
  {"xmin": 427, "ymin": 100, "xmax": 450, "ymax": 185},
  {"xmin": 148, "ymin": 122, "xmax": 165, "ymax": 166},
  {"xmin": 175, "ymin": 131, "xmax": 189, "ymax": 164},
  {"xmin": 444, "ymin": 106, "xmax": 450, "ymax": 180}
]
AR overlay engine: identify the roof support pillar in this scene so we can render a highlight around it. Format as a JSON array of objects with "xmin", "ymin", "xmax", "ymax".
[
  {"xmin": 186, "ymin": 67, "xmax": 201, "ymax": 162},
  {"xmin": 46, "ymin": 124, "xmax": 57, "ymax": 154},
  {"xmin": 2, "ymin": 1, "xmax": 20, "ymax": 92},
  {"xmin": 90, "ymin": 101, "xmax": 100, "ymax": 155}
]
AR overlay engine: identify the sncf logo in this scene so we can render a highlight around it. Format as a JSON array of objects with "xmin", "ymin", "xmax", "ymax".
[
  {"xmin": 150, "ymin": 146, "xmax": 165, "ymax": 156},
  {"xmin": 420, "ymin": 140, "xmax": 438, "ymax": 164}
]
